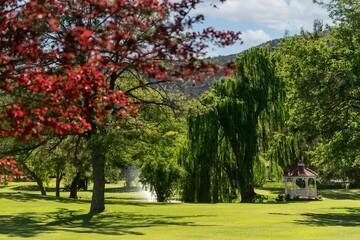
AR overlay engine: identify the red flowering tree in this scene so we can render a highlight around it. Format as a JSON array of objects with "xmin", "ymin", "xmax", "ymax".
[
  {"xmin": 0, "ymin": 0, "xmax": 242, "ymax": 212},
  {"xmin": 0, "ymin": 157, "xmax": 24, "ymax": 183}
]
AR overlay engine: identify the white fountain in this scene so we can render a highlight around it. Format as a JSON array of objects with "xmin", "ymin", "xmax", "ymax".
[{"xmin": 141, "ymin": 185, "xmax": 157, "ymax": 202}]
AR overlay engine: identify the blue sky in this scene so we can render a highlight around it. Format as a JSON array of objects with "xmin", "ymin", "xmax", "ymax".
[{"xmin": 193, "ymin": 0, "xmax": 332, "ymax": 56}]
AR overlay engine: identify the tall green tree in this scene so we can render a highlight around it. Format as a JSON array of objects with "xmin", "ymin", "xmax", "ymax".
[
  {"xmin": 276, "ymin": 4, "xmax": 360, "ymax": 181},
  {"xmin": 216, "ymin": 47, "xmax": 284, "ymax": 201},
  {"xmin": 183, "ymin": 47, "xmax": 285, "ymax": 202},
  {"xmin": 181, "ymin": 109, "xmax": 224, "ymax": 203}
]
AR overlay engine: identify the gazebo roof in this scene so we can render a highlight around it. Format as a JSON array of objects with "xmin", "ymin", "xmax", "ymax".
[{"xmin": 284, "ymin": 163, "xmax": 318, "ymax": 177}]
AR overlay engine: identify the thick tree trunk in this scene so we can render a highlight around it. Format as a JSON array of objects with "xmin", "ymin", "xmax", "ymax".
[
  {"xmin": 232, "ymin": 147, "xmax": 256, "ymax": 203},
  {"xmin": 20, "ymin": 162, "xmax": 47, "ymax": 196},
  {"xmin": 69, "ymin": 171, "xmax": 81, "ymax": 199},
  {"xmin": 239, "ymin": 183, "xmax": 256, "ymax": 202},
  {"xmin": 198, "ymin": 164, "xmax": 211, "ymax": 203},
  {"xmin": 238, "ymin": 155, "xmax": 256, "ymax": 203},
  {"xmin": 90, "ymin": 147, "xmax": 106, "ymax": 213}
]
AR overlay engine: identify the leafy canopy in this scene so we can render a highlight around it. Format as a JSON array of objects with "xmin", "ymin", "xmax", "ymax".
[{"xmin": 0, "ymin": 0, "xmax": 242, "ymax": 141}]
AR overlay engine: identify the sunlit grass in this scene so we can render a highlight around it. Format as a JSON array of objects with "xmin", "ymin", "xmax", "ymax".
[{"xmin": 1, "ymin": 182, "xmax": 360, "ymax": 239}]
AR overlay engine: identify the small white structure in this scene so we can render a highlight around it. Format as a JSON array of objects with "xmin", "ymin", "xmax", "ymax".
[{"xmin": 284, "ymin": 163, "xmax": 318, "ymax": 199}]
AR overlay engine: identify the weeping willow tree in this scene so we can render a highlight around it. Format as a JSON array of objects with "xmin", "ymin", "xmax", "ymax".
[
  {"xmin": 181, "ymin": 110, "xmax": 218, "ymax": 203},
  {"xmin": 182, "ymin": 47, "xmax": 286, "ymax": 202},
  {"xmin": 180, "ymin": 109, "xmax": 238, "ymax": 203},
  {"xmin": 265, "ymin": 131, "xmax": 312, "ymax": 178}
]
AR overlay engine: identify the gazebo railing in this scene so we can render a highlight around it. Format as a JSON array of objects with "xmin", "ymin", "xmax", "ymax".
[{"xmin": 285, "ymin": 188, "xmax": 317, "ymax": 199}]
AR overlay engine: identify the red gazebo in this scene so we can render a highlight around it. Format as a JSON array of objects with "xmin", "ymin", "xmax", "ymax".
[{"xmin": 284, "ymin": 163, "xmax": 318, "ymax": 199}]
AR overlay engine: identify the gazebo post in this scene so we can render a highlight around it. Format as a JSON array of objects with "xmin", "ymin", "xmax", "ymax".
[{"xmin": 292, "ymin": 178, "xmax": 296, "ymax": 198}]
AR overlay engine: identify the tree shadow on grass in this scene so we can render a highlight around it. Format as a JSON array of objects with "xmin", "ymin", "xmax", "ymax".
[
  {"xmin": 319, "ymin": 189, "xmax": 360, "ymax": 200},
  {"xmin": 105, "ymin": 186, "xmax": 142, "ymax": 193},
  {"xmin": 10, "ymin": 184, "xmax": 75, "ymax": 193},
  {"xmin": 0, "ymin": 191, "xmax": 181, "ymax": 207},
  {"xmin": 295, "ymin": 207, "xmax": 360, "ymax": 227},
  {"xmin": 0, "ymin": 208, "xmax": 215, "ymax": 238},
  {"xmin": 106, "ymin": 198, "xmax": 177, "ymax": 207},
  {"xmin": 0, "ymin": 192, "xmax": 89, "ymax": 204}
]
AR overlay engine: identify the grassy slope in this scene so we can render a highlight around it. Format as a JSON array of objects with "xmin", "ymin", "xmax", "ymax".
[{"xmin": 1, "ymin": 182, "xmax": 360, "ymax": 240}]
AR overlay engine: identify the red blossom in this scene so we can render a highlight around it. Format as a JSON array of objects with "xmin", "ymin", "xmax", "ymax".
[
  {"xmin": 0, "ymin": 157, "xmax": 24, "ymax": 182},
  {"xmin": 0, "ymin": 0, "xmax": 242, "ymax": 141}
]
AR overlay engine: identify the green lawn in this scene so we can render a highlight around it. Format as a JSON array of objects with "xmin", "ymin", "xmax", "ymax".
[{"xmin": 1, "ymin": 182, "xmax": 360, "ymax": 240}]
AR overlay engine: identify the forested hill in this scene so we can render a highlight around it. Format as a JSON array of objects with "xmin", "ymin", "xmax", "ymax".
[
  {"xmin": 208, "ymin": 37, "xmax": 281, "ymax": 65},
  {"xmin": 158, "ymin": 37, "xmax": 282, "ymax": 98}
]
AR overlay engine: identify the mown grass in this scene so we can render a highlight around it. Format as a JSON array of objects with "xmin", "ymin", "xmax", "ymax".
[{"xmin": 1, "ymin": 182, "xmax": 360, "ymax": 239}]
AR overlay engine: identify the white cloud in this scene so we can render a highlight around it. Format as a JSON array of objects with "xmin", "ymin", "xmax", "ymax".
[
  {"xmin": 195, "ymin": 0, "xmax": 332, "ymax": 32},
  {"xmin": 242, "ymin": 29, "xmax": 272, "ymax": 46}
]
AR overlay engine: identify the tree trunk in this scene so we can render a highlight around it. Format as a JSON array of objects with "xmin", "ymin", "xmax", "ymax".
[
  {"xmin": 69, "ymin": 171, "xmax": 81, "ymax": 199},
  {"xmin": 198, "ymin": 163, "xmax": 211, "ymax": 203},
  {"xmin": 238, "ymin": 154, "xmax": 256, "ymax": 203},
  {"xmin": 90, "ymin": 146, "xmax": 106, "ymax": 213},
  {"xmin": 20, "ymin": 162, "xmax": 47, "ymax": 195},
  {"xmin": 237, "ymin": 164, "xmax": 256, "ymax": 202},
  {"xmin": 55, "ymin": 170, "xmax": 63, "ymax": 197},
  {"xmin": 239, "ymin": 182, "xmax": 256, "ymax": 202},
  {"xmin": 33, "ymin": 174, "xmax": 47, "ymax": 196}
]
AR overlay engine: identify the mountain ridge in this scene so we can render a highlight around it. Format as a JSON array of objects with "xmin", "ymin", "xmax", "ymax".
[{"xmin": 158, "ymin": 37, "xmax": 283, "ymax": 98}]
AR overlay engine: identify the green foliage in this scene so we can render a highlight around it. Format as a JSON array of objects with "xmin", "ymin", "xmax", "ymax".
[
  {"xmin": 215, "ymin": 47, "xmax": 285, "ymax": 200},
  {"xmin": 182, "ymin": 47, "xmax": 286, "ymax": 203},
  {"xmin": 180, "ymin": 110, "xmax": 238, "ymax": 203},
  {"xmin": 139, "ymin": 132, "xmax": 183, "ymax": 202},
  {"xmin": 253, "ymin": 155, "xmax": 267, "ymax": 186},
  {"xmin": 264, "ymin": 131, "xmax": 308, "ymax": 177},
  {"xmin": 140, "ymin": 156, "xmax": 182, "ymax": 202},
  {"xmin": 275, "ymin": 5, "xmax": 360, "ymax": 182},
  {"xmin": 122, "ymin": 89, "xmax": 190, "ymax": 202}
]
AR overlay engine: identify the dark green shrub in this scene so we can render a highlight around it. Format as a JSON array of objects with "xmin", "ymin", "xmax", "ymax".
[{"xmin": 140, "ymin": 157, "xmax": 182, "ymax": 202}]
